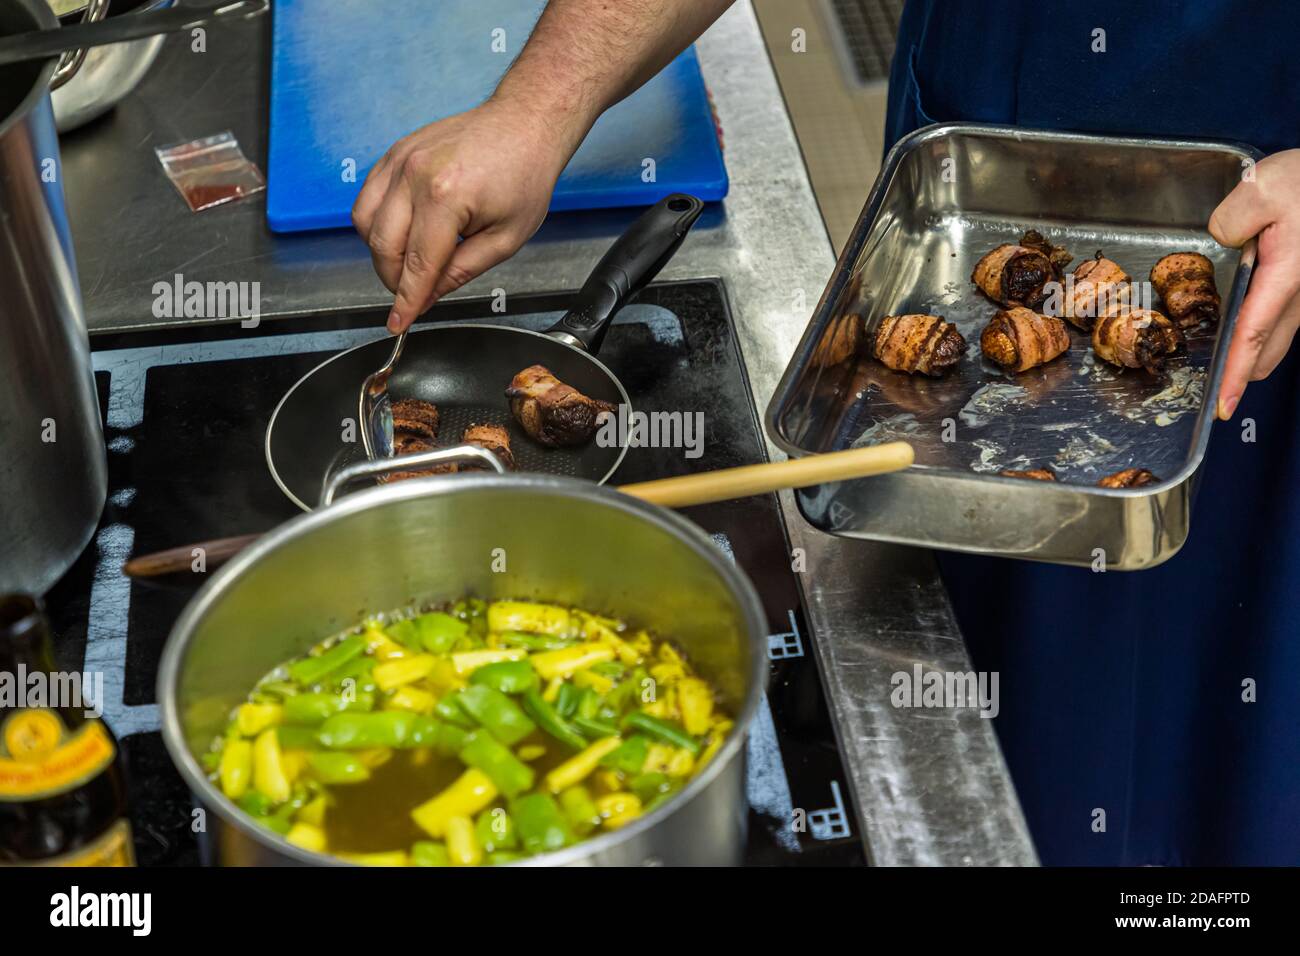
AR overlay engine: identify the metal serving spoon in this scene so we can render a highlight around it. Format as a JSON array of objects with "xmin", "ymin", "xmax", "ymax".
[
  {"xmin": 0, "ymin": 0, "xmax": 267, "ymax": 66},
  {"xmin": 358, "ymin": 328, "xmax": 408, "ymax": 460}
]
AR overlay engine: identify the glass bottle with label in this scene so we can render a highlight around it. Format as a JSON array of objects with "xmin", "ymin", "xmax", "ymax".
[{"xmin": 0, "ymin": 593, "xmax": 133, "ymax": 866}]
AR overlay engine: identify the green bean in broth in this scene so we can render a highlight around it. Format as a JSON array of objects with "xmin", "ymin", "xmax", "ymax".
[{"xmin": 208, "ymin": 598, "xmax": 732, "ymax": 865}]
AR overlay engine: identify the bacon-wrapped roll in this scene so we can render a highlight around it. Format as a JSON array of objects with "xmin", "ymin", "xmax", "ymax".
[
  {"xmin": 1092, "ymin": 306, "xmax": 1185, "ymax": 374},
  {"xmin": 972, "ymin": 243, "xmax": 1056, "ymax": 307},
  {"xmin": 980, "ymin": 307, "xmax": 1071, "ymax": 372},
  {"xmin": 1151, "ymin": 252, "xmax": 1219, "ymax": 327},
  {"xmin": 390, "ymin": 398, "xmax": 440, "ymax": 441},
  {"xmin": 462, "ymin": 423, "xmax": 516, "ymax": 470},
  {"xmin": 379, "ymin": 435, "xmax": 459, "ymax": 483},
  {"xmin": 1097, "ymin": 468, "xmax": 1158, "ymax": 489},
  {"xmin": 1063, "ymin": 256, "xmax": 1131, "ymax": 331},
  {"xmin": 1001, "ymin": 467, "xmax": 1057, "ymax": 481},
  {"xmin": 1019, "ymin": 229, "xmax": 1073, "ymax": 273},
  {"xmin": 872, "ymin": 313, "xmax": 967, "ymax": 376},
  {"xmin": 507, "ymin": 365, "xmax": 616, "ymax": 448}
]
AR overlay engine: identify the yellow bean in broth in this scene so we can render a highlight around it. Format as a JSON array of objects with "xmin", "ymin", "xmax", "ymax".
[{"xmin": 206, "ymin": 598, "xmax": 730, "ymax": 865}]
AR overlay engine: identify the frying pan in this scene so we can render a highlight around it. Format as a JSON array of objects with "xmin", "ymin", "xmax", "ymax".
[{"xmin": 267, "ymin": 193, "xmax": 705, "ymax": 511}]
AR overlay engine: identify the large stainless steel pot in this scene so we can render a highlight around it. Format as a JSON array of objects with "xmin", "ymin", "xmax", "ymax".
[
  {"xmin": 159, "ymin": 474, "xmax": 768, "ymax": 866},
  {"xmin": 50, "ymin": 0, "xmax": 176, "ymax": 133},
  {"xmin": 0, "ymin": 0, "xmax": 106, "ymax": 595}
]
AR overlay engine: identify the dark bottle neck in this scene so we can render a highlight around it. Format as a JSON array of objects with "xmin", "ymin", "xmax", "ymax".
[{"xmin": 0, "ymin": 593, "xmax": 58, "ymax": 683}]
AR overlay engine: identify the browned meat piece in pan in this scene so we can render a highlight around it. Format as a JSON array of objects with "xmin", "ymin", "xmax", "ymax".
[
  {"xmin": 1092, "ymin": 306, "xmax": 1185, "ymax": 374},
  {"xmin": 980, "ymin": 307, "xmax": 1071, "ymax": 372},
  {"xmin": 506, "ymin": 364, "xmax": 616, "ymax": 447},
  {"xmin": 393, "ymin": 433, "xmax": 431, "ymax": 455},
  {"xmin": 1097, "ymin": 468, "xmax": 1159, "ymax": 489},
  {"xmin": 872, "ymin": 313, "xmax": 966, "ymax": 376},
  {"xmin": 972, "ymin": 243, "xmax": 1056, "ymax": 307},
  {"xmin": 378, "ymin": 436, "xmax": 459, "ymax": 483},
  {"xmin": 1150, "ymin": 252, "xmax": 1220, "ymax": 328},
  {"xmin": 462, "ymin": 423, "xmax": 515, "ymax": 470},
  {"xmin": 390, "ymin": 398, "xmax": 440, "ymax": 440},
  {"xmin": 1062, "ymin": 256, "xmax": 1131, "ymax": 331},
  {"xmin": 1000, "ymin": 467, "xmax": 1057, "ymax": 481}
]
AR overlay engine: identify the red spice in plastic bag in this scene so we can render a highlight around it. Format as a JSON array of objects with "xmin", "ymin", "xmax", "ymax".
[{"xmin": 156, "ymin": 131, "xmax": 265, "ymax": 213}]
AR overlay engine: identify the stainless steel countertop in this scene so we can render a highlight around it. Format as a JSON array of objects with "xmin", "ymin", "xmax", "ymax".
[{"xmin": 62, "ymin": 2, "xmax": 1036, "ymax": 865}]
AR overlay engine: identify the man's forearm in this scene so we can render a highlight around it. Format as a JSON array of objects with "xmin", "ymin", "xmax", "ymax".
[{"xmin": 491, "ymin": 0, "xmax": 736, "ymax": 156}]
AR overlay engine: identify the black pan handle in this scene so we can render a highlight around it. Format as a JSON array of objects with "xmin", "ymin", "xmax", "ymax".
[{"xmin": 546, "ymin": 193, "xmax": 705, "ymax": 353}]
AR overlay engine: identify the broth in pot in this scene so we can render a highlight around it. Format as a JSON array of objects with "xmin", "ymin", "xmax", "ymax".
[{"xmin": 206, "ymin": 597, "xmax": 732, "ymax": 866}]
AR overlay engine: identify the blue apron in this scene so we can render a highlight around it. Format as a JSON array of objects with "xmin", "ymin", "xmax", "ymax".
[{"xmin": 885, "ymin": 0, "xmax": 1300, "ymax": 865}]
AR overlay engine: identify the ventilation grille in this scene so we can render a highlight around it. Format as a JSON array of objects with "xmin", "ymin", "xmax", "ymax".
[{"xmin": 824, "ymin": 0, "xmax": 905, "ymax": 85}]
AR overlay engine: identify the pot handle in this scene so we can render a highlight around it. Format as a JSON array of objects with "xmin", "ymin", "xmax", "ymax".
[
  {"xmin": 320, "ymin": 444, "xmax": 507, "ymax": 507},
  {"xmin": 23, "ymin": 0, "xmax": 268, "ymax": 77},
  {"xmin": 49, "ymin": 0, "xmax": 110, "ymax": 91},
  {"xmin": 545, "ymin": 193, "xmax": 704, "ymax": 353}
]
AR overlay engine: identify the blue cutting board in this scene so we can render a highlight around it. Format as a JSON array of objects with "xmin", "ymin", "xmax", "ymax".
[{"xmin": 267, "ymin": 0, "xmax": 728, "ymax": 233}]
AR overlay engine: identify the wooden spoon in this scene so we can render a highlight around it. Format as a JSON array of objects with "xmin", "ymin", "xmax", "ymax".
[{"xmin": 122, "ymin": 442, "xmax": 912, "ymax": 577}]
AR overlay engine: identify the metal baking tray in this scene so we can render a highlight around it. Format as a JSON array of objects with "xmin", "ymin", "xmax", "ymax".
[{"xmin": 766, "ymin": 124, "xmax": 1258, "ymax": 569}]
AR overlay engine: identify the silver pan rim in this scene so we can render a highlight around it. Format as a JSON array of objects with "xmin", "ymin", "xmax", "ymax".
[
  {"xmin": 265, "ymin": 323, "xmax": 633, "ymax": 511},
  {"xmin": 765, "ymin": 122, "xmax": 1261, "ymax": 499}
]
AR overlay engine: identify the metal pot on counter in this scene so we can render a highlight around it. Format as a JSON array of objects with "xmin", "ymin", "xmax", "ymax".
[
  {"xmin": 0, "ymin": 0, "xmax": 268, "ymax": 594},
  {"xmin": 0, "ymin": 0, "xmax": 106, "ymax": 595},
  {"xmin": 158, "ymin": 471, "xmax": 768, "ymax": 866},
  {"xmin": 48, "ymin": 0, "xmax": 176, "ymax": 133}
]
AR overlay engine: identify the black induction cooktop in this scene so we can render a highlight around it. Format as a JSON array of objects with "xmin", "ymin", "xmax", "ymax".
[{"xmin": 45, "ymin": 280, "xmax": 864, "ymax": 867}]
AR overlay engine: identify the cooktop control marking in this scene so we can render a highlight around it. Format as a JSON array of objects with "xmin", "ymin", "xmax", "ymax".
[
  {"xmin": 768, "ymin": 610, "xmax": 805, "ymax": 660},
  {"xmin": 809, "ymin": 781, "xmax": 851, "ymax": 841},
  {"xmin": 82, "ymin": 523, "xmax": 158, "ymax": 737},
  {"xmin": 710, "ymin": 533, "xmax": 799, "ymax": 851}
]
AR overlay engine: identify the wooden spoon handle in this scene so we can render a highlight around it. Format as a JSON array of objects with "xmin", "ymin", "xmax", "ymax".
[
  {"xmin": 121, "ymin": 533, "xmax": 261, "ymax": 578},
  {"xmin": 121, "ymin": 443, "xmax": 913, "ymax": 577},
  {"xmin": 617, "ymin": 442, "xmax": 913, "ymax": 508}
]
